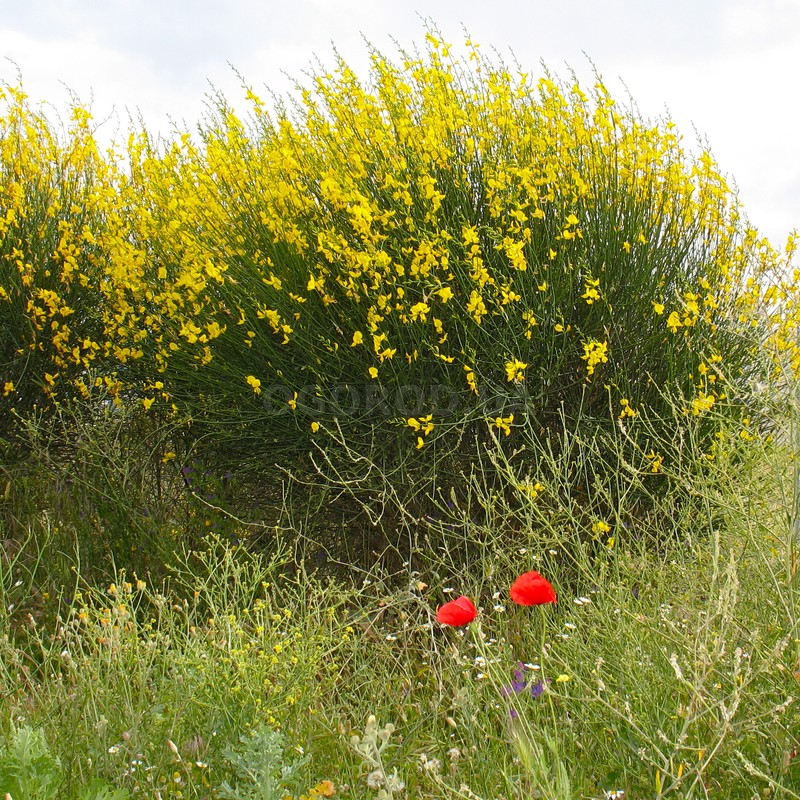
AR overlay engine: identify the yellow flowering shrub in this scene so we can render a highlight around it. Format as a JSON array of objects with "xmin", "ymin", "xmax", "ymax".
[
  {"xmin": 3, "ymin": 32, "xmax": 798, "ymax": 502},
  {"xmin": 0, "ymin": 85, "xmax": 121, "ymax": 426},
  {"xmin": 124, "ymin": 35, "xmax": 797, "ymax": 469}
]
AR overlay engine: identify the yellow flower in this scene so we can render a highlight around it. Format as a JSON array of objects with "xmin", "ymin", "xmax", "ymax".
[
  {"xmin": 311, "ymin": 421, "xmax": 320, "ymax": 433},
  {"xmin": 368, "ymin": 367, "xmax": 379, "ymax": 379},
  {"xmin": 505, "ymin": 358, "xmax": 528, "ymax": 383},
  {"xmin": 409, "ymin": 301, "xmax": 430, "ymax": 322},
  {"xmin": 409, "ymin": 415, "xmax": 433, "ymax": 436},
  {"xmin": 651, "ymin": 301, "xmax": 665, "ymax": 315},
  {"xmin": 351, "ymin": 331, "xmax": 363, "ymax": 346},
  {"xmin": 555, "ymin": 674, "xmax": 571, "ymax": 683},
  {"xmin": 666, "ymin": 311, "xmax": 682, "ymax": 333},
  {"xmin": 618, "ymin": 398, "xmax": 636, "ymax": 418},
  {"xmin": 142, "ymin": 397, "xmax": 155, "ymax": 411},
  {"xmin": 646, "ymin": 451, "xmax": 664, "ymax": 473},
  {"xmin": 288, "ymin": 392, "xmax": 298, "ymax": 410},
  {"xmin": 438, "ymin": 286, "xmax": 454, "ymax": 303},
  {"xmin": 592, "ymin": 520, "xmax": 611, "ymax": 536},
  {"xmin": 2, "ymin": 381, "xmax": 14, "ymax": 396},
  {"xmin": 466, "ymin": 290, "xmax": 487, "ymax": 323},
  {"xmin": 490, "ymin": 413, "xmax": 514, "ymax": 436},
  {"xmin": 246, "ymin": 375, "xmax": 262, "ymax": 394},
  {"xmin": 464, "ymin": 364, "xmax": 478, "ymax": 394},
  {"xmin": 517, "ymin": 481, "xmax": 544, "ymax": 499},
  {"xmin": 691, "ymin": 391, "xmax": 715, "ymax": 416},
  {"xmin": 580, "ymin": 340, "xmax": 608, "ymax": 377},
  {"xmin": 581, "ymin": 277, "xmax": 601, "ymax": 304}
]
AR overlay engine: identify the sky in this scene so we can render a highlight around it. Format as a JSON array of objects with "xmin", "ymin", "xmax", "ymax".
[{"xmin": 2, "ymin": 0, "xmax": 799, "ymax": 248}]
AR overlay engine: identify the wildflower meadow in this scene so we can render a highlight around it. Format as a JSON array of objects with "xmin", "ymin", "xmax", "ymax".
[{"xmin": 1, "ymin": 28, "xmax": 799, "ymax": 800}]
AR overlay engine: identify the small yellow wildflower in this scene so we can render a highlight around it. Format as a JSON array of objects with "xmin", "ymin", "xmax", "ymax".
[
  {"xmin": 351, "ymin": 331, "xmax": 363, "ymax": 346},
  {"xmin": 368, "ymin": 367, "xmax": 379, "ymax": 379},
  {"xmin": 409, "ymin": 301, "xmax": 430, "ymax": 322},
  {"xmin": 505, "ymin": 358, "xmax": 528, "ymax": 383},
  {"xmin": 618, "ymin": 398, "xmax": 636, "ymax": 418},
  {"xmin": 3, "ymin": 381, "xmax": 15, "ymax": 396},
  {"xmin": 651, "ymin": 301, "xmax": 665, "ymax": 315},
  {"xmin": 466, "ymin": 290, "xmax": 487, "ymax": 324},
  {"xmin": 142, "ymin": 397, "xmax": 154, "ymax": 411},
  {"xmin": 581, "ymin": 340, "xmax": 608, "ymax": 377},
  {"xmin": 581, "ymin": 277, "xmax": 601, "ymax": 304},
  {"xmin": 592, "ymin": 520, "xmax": 611, "ymax": 536},
  {"xmin": 490, "ymin": 413, "xmax": 514, "ymax": 436},
  {"xmin": 691, "ymin": 391, "xmax": 715, "ymax": 416},
  {"xmin": 311, "ymin": 421, "xmax": 320, "ymax": 433},
  {"xmin": 646, "ymin": 451, "xmax": 664, "ymax": 473},
  {"xmin": 464, "ymin": 364, "xmax": 478, "ymax": 394},
  {"xmin": 666, "ymin": 311, "xmax": 682, "ymax": 333},
  {"xmin": 408, "ymin": 415, "xmax": 434, "ymax": 437},
  {"xmin": 246, "ymin": 375, "xmax": 262, "ymax": 394},
  {"xmin": 517, "ymin": 481, "xmax": 544, "ymax": 499},
  {"xmin": 288, "ymin": 392, "xmax": 298, "ymax": 410}
]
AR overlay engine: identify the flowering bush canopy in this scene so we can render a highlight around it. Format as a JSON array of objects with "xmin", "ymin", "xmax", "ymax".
[{"xmin": 2, "ymin": 32, "xmax": 798, "ymax": 507}]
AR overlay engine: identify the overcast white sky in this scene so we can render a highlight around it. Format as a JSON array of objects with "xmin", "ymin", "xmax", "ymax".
[{"xmin": 2, "ymin": 0, "xmax": 798, "ymax": 247}]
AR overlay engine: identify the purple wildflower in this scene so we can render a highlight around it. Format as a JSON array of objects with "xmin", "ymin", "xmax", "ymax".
[
  {"xmin": 529, "ymin": 679, "xmax": 544, "ymax": 698},
  {"xmin": 500, "ymin": 663, "xmax": 528, "ymax": 697}
]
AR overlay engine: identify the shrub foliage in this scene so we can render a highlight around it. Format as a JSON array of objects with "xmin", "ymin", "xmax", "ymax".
[{"xmin": 2, "ymin": 35, "xmax": 798, "ymax": 511}]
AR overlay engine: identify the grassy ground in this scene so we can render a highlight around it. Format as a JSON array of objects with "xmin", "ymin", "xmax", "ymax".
[{"xmin": 2, "ymin": 391, "xmax": 798, "ymax": 800}]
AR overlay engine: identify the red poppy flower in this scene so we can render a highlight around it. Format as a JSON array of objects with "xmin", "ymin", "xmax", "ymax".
[
  {"xmin": 509, "ymin": 571, "xmax": 557, "ymax": 606},
  {"xmin": 436, "ymin": 595, "xmax": 477, "ymax": 626}
]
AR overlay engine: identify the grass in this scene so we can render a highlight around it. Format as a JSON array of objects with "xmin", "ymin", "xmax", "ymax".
[{"xmin": 1, "ymin": 383, "xmax": 799, "ymax": 800}]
